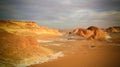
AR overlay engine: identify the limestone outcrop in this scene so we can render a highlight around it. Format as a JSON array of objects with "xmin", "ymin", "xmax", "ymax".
[
  {"xmin": 69, "ymin": 26, "xmax": 110, "ymax": 40},
  {"xmin": 0, "ymin": 20, "xmax": 61, "ymax": 36},
  {"xmin": 0, "ymin": 29, "xmax": 54, "ymax": 67},
  {"xmin": 106, "ymin": 26, "xmax": 120, "ymax": 33},
  {"xmin": 0, "ymin": 20, "xmax": 63, "ymax": 67}
]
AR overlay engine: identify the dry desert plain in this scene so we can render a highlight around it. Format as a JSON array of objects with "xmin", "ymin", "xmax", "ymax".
[
  {"xmin": 28, "ymin": 32, "xmax": 120, "ymax": 67},
  {"xmin": 0, "ymin": 20, "xmax": 120, "ymax": 67}
]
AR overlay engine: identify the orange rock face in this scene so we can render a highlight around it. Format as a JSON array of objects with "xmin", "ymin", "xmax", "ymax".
[
  {"xmin": 87, "ymin": 26, "xmax": 109, "ymax": 40},
  {"xmin": 72, "ymin": 28, "xmax": 94, "ymax": 38},
  {"xmin": 0, "ymin": 20, "xmax": 61, "ymax": 36},
  {"xmin": 0, "ymin": 29, "xmax": 53, "ymax": 67},
  {"xmin": 0, "ymin": 20, "xmax": 63, "ymax": 67},
  {"xmin": 69, "ymin": 26, "xmax": 110, "ymax": 40},
  {"xmin": 106, "ymin": 26, "xmax": 120, "ymax": 33}
]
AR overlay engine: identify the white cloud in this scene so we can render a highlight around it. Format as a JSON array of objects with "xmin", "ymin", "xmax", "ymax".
[
  {"xmin": 0, "ymin": 0, "xmax": 120, "ymax": 29},
  {"xmin": 59, "ymin": 9, "xmax": 120, "ymax": 22},
  {"xmin": 61, "ymin": 0, "xmax": 72, "ymax": 5}
]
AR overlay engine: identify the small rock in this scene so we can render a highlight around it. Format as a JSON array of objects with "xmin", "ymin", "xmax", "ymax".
[{"xmin": 89, "ymin": 45, "xmax": 96, "ymax": 48}]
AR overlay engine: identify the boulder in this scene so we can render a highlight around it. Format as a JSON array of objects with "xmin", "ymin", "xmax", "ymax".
[
  {"xmin": 87, "ymin": 26, "xmax": 109, "ymax": 40},
  {"xmin": 69, "ymin": 26, "xmax": 110, "ymax": 40},
  {"xmin": 72, "ymin": 28, "xmax": 94, "ymax": 38},
  {"xmin": 106, "ymin": 26, "xmax": 120, "ymax": 33}
]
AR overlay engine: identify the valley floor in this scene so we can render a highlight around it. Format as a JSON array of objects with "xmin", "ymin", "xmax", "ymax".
[{"xmin": 28, "ymin": 33, "xmax": 120, "ymax": 67}]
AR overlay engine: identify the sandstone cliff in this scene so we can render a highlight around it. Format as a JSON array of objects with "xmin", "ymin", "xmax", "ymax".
[
  {"xmin": 0, "ymin": 20, "xmax": 61, "ymax": 36},
  {"xmin": 0, "ymin": 29, "xmax": 54, "ymax": 67},
  {"xmin": 0, "ymin": 20, "xmax": 63, "ymax": 67}
]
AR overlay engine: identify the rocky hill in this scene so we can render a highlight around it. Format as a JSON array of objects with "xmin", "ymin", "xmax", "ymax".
[
  {"xmin": 0, "ymin": 20, "xmax": 61, "ymax": 36},
  {"xmin": 0, "ymin": 20, "xmax": 63, "ymax": 67},
  {"xmin": 0, "ymin": 29, "xmax": 55, "ymax": 67}
]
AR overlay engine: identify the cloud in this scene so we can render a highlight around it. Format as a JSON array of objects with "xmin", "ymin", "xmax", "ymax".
[
  {"xmin": 0, "ymin": 0, "xmax": 120, "ymax": 29},
  {"xmin": 56, "ymin": 9, "xmax": 120, "ymax": 22},
  {"xmin": 55, "ymin": 9, "xmax": 120, "ymax": 28},
  {"xmin": 61, "ymin": 0, "xmax": 72, "ymax": 5}
]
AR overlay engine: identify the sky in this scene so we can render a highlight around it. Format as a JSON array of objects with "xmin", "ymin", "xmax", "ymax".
[{"xmin": 0, "ymin": 0, "xmax": 120, "ymax": 29}]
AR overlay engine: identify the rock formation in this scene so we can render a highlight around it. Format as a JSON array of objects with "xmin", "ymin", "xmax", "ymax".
[
  {"xmin": 72, "ymin": 28, "xmax": 94, "ymax": 38},
  {"xmin": 69, "ymin": 26, "xmax": 110, "ymax": 40},
  {"xmin": 0, "ymin": 20, "xmax": 64, "ymax": 67},
  {"xmin": 106, "ymin": 26, "xmax": 120, "ymax": 33},
  {"xmin": 87, "ymin": 26, "xmax": 109, "ymax": 40},
  {"xmin": 0, "ymin": 29, "xmax": 54, "ymax": 67},
  {"xmin": 0, "ymin": 20, "xmax": 61, "ymax": 36}
]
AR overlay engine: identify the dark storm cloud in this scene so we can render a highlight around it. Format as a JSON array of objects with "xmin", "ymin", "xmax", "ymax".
[
  {"xmin": 0, "ymin": 0, "xmax": 71, "ymax": 20},
  {"xmin": 65, "ymin": 0, "xmax": 120, "ymax": 10},
  {"xmin": 96, "ymin": 0, "xmax": 120, "ymax": 11}
]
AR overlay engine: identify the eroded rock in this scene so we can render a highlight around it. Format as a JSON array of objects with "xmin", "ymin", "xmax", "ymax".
[
  {"xmin": 69, "ymin": 26, "xmax": 110, "ymax": 40},
  {"xmin": 0, "ymin": 29, "xmax": 54, "ymax": 67}
]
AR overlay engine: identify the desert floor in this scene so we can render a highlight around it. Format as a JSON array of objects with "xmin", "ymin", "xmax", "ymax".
[{"xmin": 28, "ymin": 33, "xmax": 120, "ymax": 67}]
